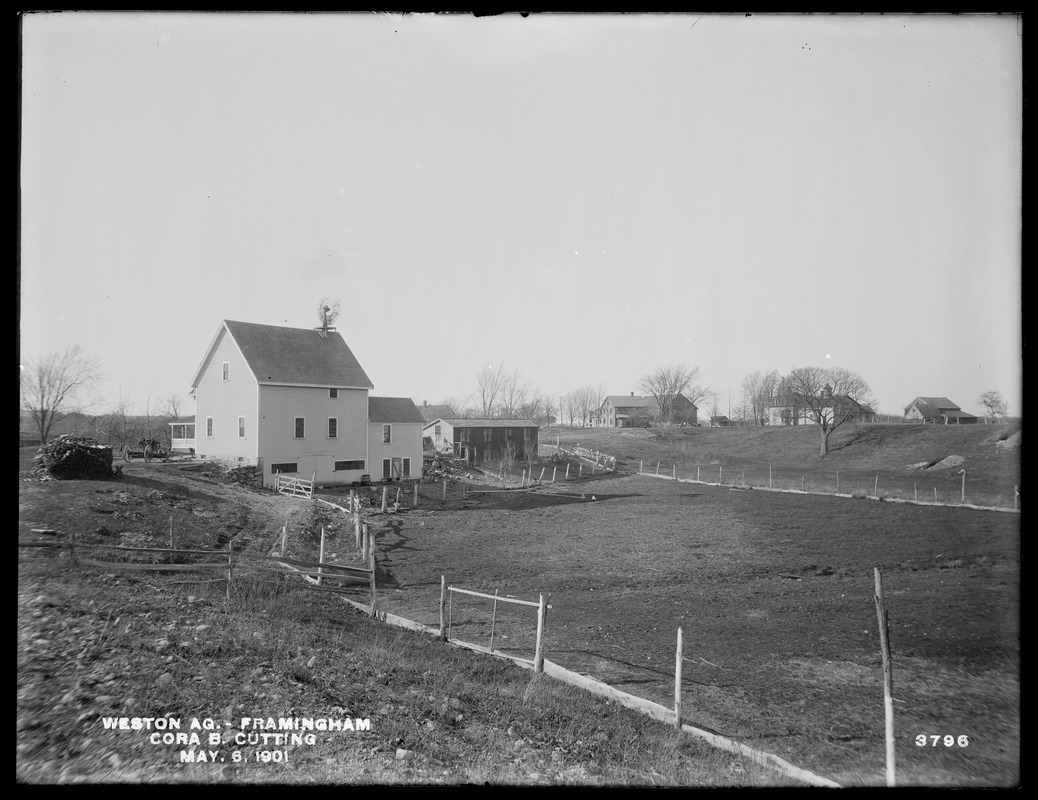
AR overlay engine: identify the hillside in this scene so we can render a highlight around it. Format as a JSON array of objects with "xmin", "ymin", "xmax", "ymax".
[{"xmin": 549, "ymin": 423, "xmax": 1020, "ymax": 507}]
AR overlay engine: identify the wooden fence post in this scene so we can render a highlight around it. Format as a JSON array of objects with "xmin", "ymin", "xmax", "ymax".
[
  {"xmin": 368, "ymin": 535, "xmax": 376, "ymax": 617},
  {"xmin": 769, "ymin": 464, "xmax": 773, "ymax": 488},
  {"xmin": 960, "ymin": 469, "xmax": 966, "ymax": 503},
  {"xmin": 534, "ymin": 593, "xmax": 546, "ymax": 673},
  {"xmin": 355, "ymin": 511, "xmax": 361, "ymax": 549},
  {"xmin": 697, "ymin": 466, "xmax": 700, "ymax": 482},
  {"xmin": 414, "ymin": 482, "xmax": 419, "ymax": 507},
  {"xmin": 318, "ymin": 526, "xmax": 326, "ymax": 586},
  {"xmin": 552, "ymin": 467, "xmax": 557, "ymax": 483},
  {"xmin": 579, "ymin": 463, "xmax": 583, "ymax": 478},
  {"xmin": 836, "ymin": 471, "xmax": 840, "ymax": 493},
  {"xmin": 874, "ymin": 568, "xmax": 896, "ymax": 786},
  {"xmin": 565, "ymin": 464, "xmax": 570, "ymax": 480},
  {"xmin": 443, "ymin": 480, "xmax": 447, "ymax": 501},
  {"xmin": 656, "ymin": 461, "xmax": 660, "ymax": 475},
  {"xmin": 673, "ymin": 464, "xmax": 676, "ymax": 480},
  {"xmin": 395, "ymin": 487, "xmax": 401, "ymax": 507},
  {"xmin": 934, "ymin": 487, "xmax": 938, "ymax": 503},
  {"xmin": 802, "ymin": 475, "xmax": 805, "ymax": 492},
  {"xmin": 439, "ymin": 576, "xmax": 448, "ymax": 641},
  {"xmin": 381, "ymin": 487, "xmax": 388, "ymax": 513},
  {"xmin": 539, "ymin": 467, "xmax": 545, "ymax": 483},
  {"xmin": 874, "ymin": 475, "xmax": 879, "ymax": 497},
  {"xmin": 914, "ymin": 484, "xmax": 918, "ymax": 503},
  {"xmin": 281, "ymin": 525, "xmax": 288, "ymax": 557},
  {"xmin": 674, "ymin": 627, "xmax": 683, "ymax": 729},
  {"xmin": 362, "ymin": 523, "xmax": 369, "ymax": 562},
  {"xmin": 719, "ymin": 466, "xmax": 723, "ymax": 484},
  {"xmin": 640, "ymin": 460, "xmax": 643, "ymax": 474}
]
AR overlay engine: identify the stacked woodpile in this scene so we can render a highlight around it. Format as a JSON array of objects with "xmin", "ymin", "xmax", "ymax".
[{"xmin": 31, "ymin": 434, "xmax": 117, "ymax": 480}]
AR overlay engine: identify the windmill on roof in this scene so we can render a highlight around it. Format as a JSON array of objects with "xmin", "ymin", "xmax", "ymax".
[{"xmin": 315, "ymin": 297, "xmax": 342, "ymax": 337}]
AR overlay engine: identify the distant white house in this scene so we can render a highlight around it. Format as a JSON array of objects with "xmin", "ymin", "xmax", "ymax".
[{"xmin": 190, "ymin": 319, "xmax": 422, "ymax": 487}]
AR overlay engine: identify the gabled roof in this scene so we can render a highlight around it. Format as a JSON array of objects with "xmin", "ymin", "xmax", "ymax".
[
  {"xmin": 369, "ymin": 397, "xmax": 425, "ymax": 424},
  {"xmin": 423, "ymin": 418, "xmax": 539, "ymax": 429},
  {"xmin": 602, "ymin": 395, "xmax": 659, "ymax": 409},
  {"xmin": 419, "ymin": 403, "xmax": 457, "ymax": 421},
  {"xmin": 601, "ymin": 394, "xmax": 697, "ymax": 410},
  {"xmin": 191, "ymin": 320, "xmax": 374, "ymax": 390},
  {"xmin": 908, "ymin": 397, "xmax": 960, "ymax": 412}
]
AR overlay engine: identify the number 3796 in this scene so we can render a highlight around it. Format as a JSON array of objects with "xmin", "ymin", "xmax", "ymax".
[{"xmin": 915, "ymin": 735, "xmax": 969, "ymax": 747}]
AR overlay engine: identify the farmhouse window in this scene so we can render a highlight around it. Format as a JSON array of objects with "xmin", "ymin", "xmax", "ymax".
[
  {"xmin": 270, "ymin": 462, "xmax": 297, "ymax": 474},
  {"xmin": 334, "ymin": 460, "xmax": 364, "ymax": 471},
  {"xmin": 329, "ymin": 388, "xmax": 338, "ymax": 399},
  {"xmin": 382, "ymin": 424, "xmax": 391, "ymax": 444},
  {"xmin": 434, "ymin": 424, "xmax": 441, "ymax": 437},
  {"xmin": 238, "ymin": 416, "xmax": 246, "ymax": 438},
  {"xmin": 459, "ymin": 428, "xmax": 470, "ymax": 443},
  {"xmin": 294, "ymin": 418, "xmax": 305, "ymax": 439},
  {"xmin": 328, "ymin": 417, "xmax": 337, "ymax": 438},
  {"xmin": 222, "ymin": 362, "xmax": 229, "ymax": 381},
  {"xmin": 206, "ymin": 417, "xmax": 213, "ymax": 438},
  {"xmin": 383, "ymin": 458, "xmax": 391, "ymax": 479},
  {"xmin": 484, "ymin": 428, "xmax": 492, "ymax": 443},
  {"xmin": 403, "ymin": 457, "xmax": 411, "ymax": 477}
]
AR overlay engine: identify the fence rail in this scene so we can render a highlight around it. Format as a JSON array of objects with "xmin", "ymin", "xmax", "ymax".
[
  {"xmin": 445, "ymin": 582, "xmax": 549, "ymax": 670},
  {"xmin": 274, "ymin": 471, "xmax": 316, "ymax": 500},
  {"xmin": 635, "ymin": 462, "xmax": 1020, "ymax": 511}
]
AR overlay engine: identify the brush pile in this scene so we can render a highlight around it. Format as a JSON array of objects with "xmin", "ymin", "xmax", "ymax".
[{"xmin": 30, "ymin": 434, "xmax": 117, "ymax": 480}]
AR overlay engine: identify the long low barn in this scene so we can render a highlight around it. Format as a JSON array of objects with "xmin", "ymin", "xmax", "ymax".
[{"xmin": 423, "ymin": 418, "xmax": 538, "ymax": 465}]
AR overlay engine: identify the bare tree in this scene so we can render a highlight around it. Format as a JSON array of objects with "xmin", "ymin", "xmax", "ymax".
[
  {"xmin": 561, "ymin": 390, "xmax": 581, "ymax": 427},
  {"xmin": 476, "ymin": 363, "xmax": 507, "ymax": 418},
  {"xmin": 163, "ymin": 393, "xmax": 185, "ymax": 421},
  {"xmin": 570, "ymin": 384, "xmax": 605, "ymax": 428},
  {"xmin": 783, "ymin": 366, "xmax": 874, "ymax": 456},
  {"xmin": 105, "ymin": 395, "xmax": 137, "ymax": 451},
  {"xmin": 978, "ymin": 390, "xmax": 1008, "ymax": 420},
  {"xmin": 497, "ymin": 439, "xmax": 517, "ymax": 487},
  {"xmin": 742, "ymin": 369, "xmax": 782, "ymax": 426},
  {"xmin": 523, "ymin": 429, "xmax": 538, "ymax": 476},
  {"xmin": 20, "ymin": 345, "xmax": 104, "ymax": 444},
  {"xmin": 640, "ymin": 364, "xmax": 703, "ymax": 425},
  {"xmin": 498, "ymin": 370, "xmax": 529, "ymax": 420}
]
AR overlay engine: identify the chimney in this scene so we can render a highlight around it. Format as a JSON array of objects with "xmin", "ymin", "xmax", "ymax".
[
  {"xmin": 631, "ymin": 392, "xmax": 635, "ymax": 397},
  {"xmin": 424, "ymin": 400, "xmax": 428, "ymax": 407}
]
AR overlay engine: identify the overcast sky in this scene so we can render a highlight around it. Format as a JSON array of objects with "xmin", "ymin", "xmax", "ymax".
[{"xmin": 20, "ymin": 12, "xmax": 1022, "ymax": 418}]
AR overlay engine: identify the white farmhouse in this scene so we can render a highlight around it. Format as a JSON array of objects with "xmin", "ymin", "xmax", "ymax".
[{"xmin": 190, "ymin": 319, "xmax": 422, "ymax": 487}]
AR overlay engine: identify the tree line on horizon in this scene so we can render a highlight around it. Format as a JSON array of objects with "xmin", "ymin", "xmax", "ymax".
[{"xmin": 21, "ymin": 345, "xmax": 1013, "ymax": 457}]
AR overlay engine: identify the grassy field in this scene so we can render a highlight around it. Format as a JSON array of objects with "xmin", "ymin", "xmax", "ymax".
[
  {"xmin": 365, "ymin": 472, "xmax": 1019, "ymax": 787},
  {"xmin": 546, "ymin": 422, "xmax": 1021, "ymax": 508},
  {"xmin": 18, "ymin": 423, "xmax": 1020, "ymax": 786}
]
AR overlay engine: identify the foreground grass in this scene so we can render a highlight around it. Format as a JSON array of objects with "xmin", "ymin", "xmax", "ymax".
[{"xmin": 17, "ymin": 555, "xmax": 790, "ymax": 786}]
